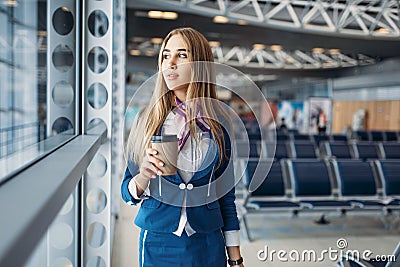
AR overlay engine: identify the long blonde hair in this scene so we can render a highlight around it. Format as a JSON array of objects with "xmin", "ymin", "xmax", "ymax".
[{"xmin": 127, "ymin": 27, "xmax": 231, "ymax": 168}]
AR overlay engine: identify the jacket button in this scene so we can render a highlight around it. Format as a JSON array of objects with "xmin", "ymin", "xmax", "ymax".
[
  {"xmin": 179, "ymin": 183, "xmax": 186, "ymax": 190},
  {"xmin": 187, "ymin": 183, "xmax": 193, "ymax": 190}
]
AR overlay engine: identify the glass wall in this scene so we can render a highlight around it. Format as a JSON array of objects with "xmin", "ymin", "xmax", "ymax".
[
  {"xmin": 0, "ymin": 0, "xmax": 118, "ymax": 266},
  {"xmin": 0, "ymin": 1, "xmax": 80, "ymax": 266},
  {"xmin": 0, "ymin": 0, "xmax": 46, "ymax": 158},
  {"xmin": 0, "ymin": 0, "xmax": 78, "ymax": 180}
]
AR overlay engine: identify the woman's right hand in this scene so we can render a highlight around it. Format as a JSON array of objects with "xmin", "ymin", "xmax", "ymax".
[
  {"xmin": 139, "ymin": 148, "xmax": 165, "ymax": 180},
  {"xmin": 134, "ymin": 148, "xmax": 165, "ymax": 197}
]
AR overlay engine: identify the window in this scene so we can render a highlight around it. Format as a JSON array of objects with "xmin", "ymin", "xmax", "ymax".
[{"xmin": 0, "ymin": 1, "xmax": 77, "ymax": 180}]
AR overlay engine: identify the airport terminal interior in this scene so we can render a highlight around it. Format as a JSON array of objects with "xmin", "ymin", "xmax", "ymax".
[{"xmin": 1, "ymin": 0, "xmax": 400, "ymax": 266}]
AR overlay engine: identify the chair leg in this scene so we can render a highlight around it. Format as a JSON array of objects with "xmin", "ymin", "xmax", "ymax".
[
  {"xmin": 384, "ymin": 210, "xmax": 400, "ymax": 230},
  {"xmin": 292, "ymin": 210, "xmax": 299, "ymax": 218},
  {"xmin": 379, "ymin": 211, "xmax": 393, "ymax": 230},
  {"xmin": 379, "ymin": 216, "xmax": 390, "ymax": 230},
  {"xmin": 314, "ymin": 214, "xmax": 330, "ymax": 225},
  {"xmin": 340, "ymin": 209, "xmax": 347, "ymax": 218},
  {"xmin": 393, "ymin": 211, "xmax": 400, "ymax": 230}
]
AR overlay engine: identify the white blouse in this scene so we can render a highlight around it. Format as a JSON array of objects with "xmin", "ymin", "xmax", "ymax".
[{"xmin": 128, "ymin": 110, "xmax": 240, "ymax": 246}]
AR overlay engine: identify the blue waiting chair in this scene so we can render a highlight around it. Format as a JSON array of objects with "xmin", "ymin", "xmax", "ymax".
[
  {"xmin": 353, "ymin": 130, "xmax": 371, "ymax": 141},
  {"xmin": 285, "ymin": 159, "xmax": 352, "ymax": 213},
  {"xmin": 235, "ymin": 140, "xmax": 266, "ymax": 159},
  {"xmin": 287, "ymin": 129, "xmax": 299, "ymax": 134},
  {"xmin": 332, "ymin": 134, "xmax": 348, "ymax": 142},
  {"xmin": 331, "ymin": 159, "xmax": 384, "ymax": 210},
  {"xmin": 320, "ymin": 141, "xmax": 354, "ymax": 159},
  {"xmin": 235, "ymin": 140, "xmax": 252, "ymax": 158},
  {"xmin": 265, "ymin": 141, "xmax": 290, "ymax": 160},
  {"xmin": 384, "ymin": 131, "xmax": 398, "ymax": 142},
  {"xmin": 370, "ymin": 131, "xmax": 385, "ymax": 142},
  {"xmin": 374, "ymin": 160, "xmax": 400, "ymax": 210},
  {"xmin": 277, "ymin": 133, "xmax": 289, "ymax": 141},
  {"xmin": 241, "ymin": 159, "xmax": 301, "ymax": 240},
  {"xmin": 312, "ymin": 134, "xmax": 330, "ymax": 148},
  {"xmin": 247, "ymin": 133, "xmax": 261, "ymax": 140},
  {"xmin": 380, "ymin": 143, "xmax": 400, "ymax": 159},
  {"xmin": 290, "ymin": 141, "xmax": 318, "ymax": 159},
  {"xmin": 351, "ymin": 141, "xmax": 380, "ymax": 160},
  {"xmin": 290, "ymin": 133, "xmax": 310, "ymax": 141}
]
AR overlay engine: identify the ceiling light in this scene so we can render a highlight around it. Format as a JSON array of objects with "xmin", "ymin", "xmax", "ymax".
[
  {"xmin": 163, "ymin": 12, "xmax": 178, "ymax": 20},
  {"xmin": 270, "ymin": 45, "xmax": 282, "ymax": 51},
  {"xmin": 3, "ymin": 0, "xmax": 17, "ymax": 6},
  {"xmin": 131, "ymin": 37, "xmax": 146, "ymax": 43},
  {"xmin": 209, "ymin": 41, "xmax": 220, "ymax": 47},
  {"xmin": 213, "ymin": 16, "xmax": 229, "ymax": 24},
  {"xmin": 129, "ymin": 50, "xmax": 141, "ymax": 56},
  {"xmin": 151, "ymin": 37, "xmax": 163, "ymax": 44},
  {"xmin": 375, "ymin": 28, "xmax": 390, "ymax": 34},
  {"xmin": 253, "ymin": 43, "xmax": 266, "ymax": 50},
  {"xmin": 134, "ymin": 11, "xmax": 148, "ymax": 17},
  {"xmin": 148, "ymin": 11, "xmax": 163, "ymax": 19},
  {"xmin": 145, "ymin": 50, "xmax": 155, "ymax": 57},
  {"xmin": 329, "ymin": 49, "xmax": 341, "ymax": 55},
  {"xmin": 147, "ymin": 11, "xmax": 178, "ymax": 20},
  {"xmin": 237, "ymin": 20, "xmax": 247, "ymax": 25},
  {"xmin": 312, "ymin": 47, "xmax": 325, "ymax": 54}
]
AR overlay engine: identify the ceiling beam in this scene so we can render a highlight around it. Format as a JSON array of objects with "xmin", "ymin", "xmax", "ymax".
[
  {"xmin": 132, "ymin": 0, "xmax": 400, "ymax": 40},
  {"xmin": 127, "ymin": 37, "xmax": 376, "ymax": 70}
]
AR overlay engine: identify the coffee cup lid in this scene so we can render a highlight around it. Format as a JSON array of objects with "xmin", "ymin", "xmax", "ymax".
[{"xmin": 151, "ymin": 135, "xmax": 178, "ymax": 142}]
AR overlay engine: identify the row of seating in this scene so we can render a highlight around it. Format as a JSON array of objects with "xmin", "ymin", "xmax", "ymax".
[
  {"xmin": 240, "ymin": 159, "xmax": 400, "ymax": 241},
  {"xmin": 276, "ymin": 129, "xmax": 400, "ymax": 143},
  {"xmin": 352, "ymin": 130, "xmax": 400, "ymax": 142},
  {"xmin": 279, "ymin": 132, "xmax": 348, "ymax": 143},
  {"xmin": 320, "ymin": 141, "xmax": 400, "ymax": 160},
  {"xmin": 235, "ymin": 140, "xmax": 400, "ymax": 160},
  {"xmin": 241, "ymin": 130, "xmax": 399, "ymax": 144},
  {"xmin": 243, "ymin": 131, "xmax": 349, "ymax": 144}
]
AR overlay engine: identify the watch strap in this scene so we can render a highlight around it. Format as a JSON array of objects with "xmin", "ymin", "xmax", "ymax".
[{"xmin": 228, "ymin": 257, "xmax": 243, "ymax": 266}]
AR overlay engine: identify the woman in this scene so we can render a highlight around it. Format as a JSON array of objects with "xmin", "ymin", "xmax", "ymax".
[
  {"xmin": 316, "ymin": 109, "xmax": 327, "ymax": 134},
  {"xmin": 121, "ymin": 28, "xmax": 244, "ymax": 267}
]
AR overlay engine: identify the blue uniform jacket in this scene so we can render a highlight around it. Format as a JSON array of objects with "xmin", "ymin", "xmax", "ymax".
[{"xmin": 121, "ymin": 124, "xmax": 240, "ymax": 234}]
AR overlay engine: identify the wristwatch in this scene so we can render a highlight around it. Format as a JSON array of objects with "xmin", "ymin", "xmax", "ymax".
[{"xmin": 228, "ymin": 257, "xmax": 243, "ymax": 266}]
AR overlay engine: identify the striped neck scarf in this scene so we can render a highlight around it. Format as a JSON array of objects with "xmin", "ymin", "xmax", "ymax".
[{"xmin": 175, "ymin": 97, "xmax": 211, "ymax": 151}]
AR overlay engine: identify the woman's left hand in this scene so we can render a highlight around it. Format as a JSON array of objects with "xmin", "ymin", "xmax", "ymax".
[{"xmin": 226, "ymin": 246, "xmax": 244, "ymax": 267}]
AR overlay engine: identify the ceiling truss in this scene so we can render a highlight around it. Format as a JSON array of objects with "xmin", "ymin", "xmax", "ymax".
[
  {"xmin": 128, "ymin": 39, "xmax": 376, "ymax": 69},
  {"xmin": 212, "ymin": 45, "xmax": 376, "ymax": 69},
  {"xmin": 139, "ymin": 0, "xmax": 400, "ymax": 39}
]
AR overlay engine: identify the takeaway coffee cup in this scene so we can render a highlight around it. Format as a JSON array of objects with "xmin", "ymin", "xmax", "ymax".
[{"xmin": 150, "ymin": 135, "xmax": 179, "ymax": 175}]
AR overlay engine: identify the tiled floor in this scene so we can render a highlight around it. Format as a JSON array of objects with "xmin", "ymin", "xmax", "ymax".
[
  {"xmin": 111, "ymin": 201, "xmax": 140, "ymax": 267},
  {"xmin": 112, "ymin": 200, "xmax": 400, "ymax": 267}
]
